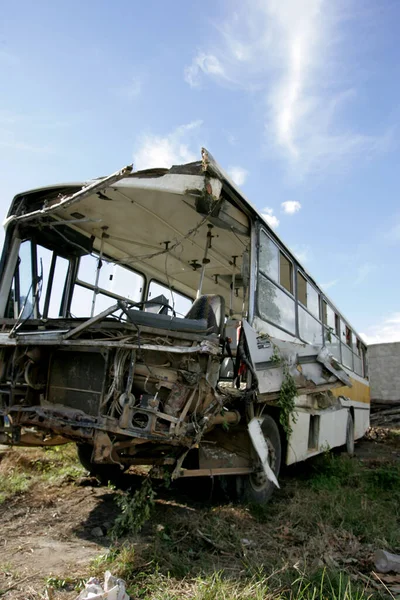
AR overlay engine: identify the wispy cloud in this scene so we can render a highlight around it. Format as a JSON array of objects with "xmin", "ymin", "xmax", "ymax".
[
  {"xmin": 227, "ymin": 166, "xmax": 248, "ymax": 186},
  {"xmin": 361, "ymin": 312, "xmax": 400, "ymax": 345},
  {"xmin": 354, "ymin": 262, "xmax": 375, "ymax": 285},
  {"xmin": 184, "ymin": 53, "xmax": 226, "ymax": 88},
  {"xmin": 184, "ymin": 1, "xmax": 390, "ymax": 178},
  {"xmin": 261, "ymin": 207, "xmax": 279, "ymax": 229},
  {"xmin": 133, "ymin": 120, "xmax": 203, "ymax": 170},
  {"xmin": 320, "ymin": 279, "xmax": 339, "ymax": 291},
  {"xmin": 292, "ymin": 244, "xmax": 311, "ymax": 264},
  {"xmin": 282, "ymin": 200, "xmax": 301, "ymax": 214}
]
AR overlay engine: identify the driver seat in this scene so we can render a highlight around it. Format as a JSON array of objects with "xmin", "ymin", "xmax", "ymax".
[{"xmin": 185, "ymin": 294, "xmax": 225, "ymax": 336}]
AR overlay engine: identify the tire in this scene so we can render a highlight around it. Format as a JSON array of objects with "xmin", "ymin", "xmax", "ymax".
[
  {"xmin": 237, "ymin": 415, "xmax": 282, "ymax": 505},
  {"xmin": 76, "ymin": 443, "xmax": 124, "ymax": 484},
  {"xmin": 346, "ymin": 412, "xmax": 355, "ymax": 456}
]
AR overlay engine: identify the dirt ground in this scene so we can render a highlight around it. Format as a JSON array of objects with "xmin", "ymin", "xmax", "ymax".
[{"xmin": 0, "ymin": 430, "xmax": 399, "ymax": 600}]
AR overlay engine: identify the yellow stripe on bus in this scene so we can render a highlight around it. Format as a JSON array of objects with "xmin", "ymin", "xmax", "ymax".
[{"xmin": 331, "ymin": 376, "xmax": 370, "ymax": 404}]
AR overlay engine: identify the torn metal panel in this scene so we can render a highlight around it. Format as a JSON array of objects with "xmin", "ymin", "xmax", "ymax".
[
  {"xmin": 248, "ymin": 418, "xmax": 279, "ymax": 488},
  {"xmin": 242, "ymin": 320, "xmax": 351, "ymax": 395}
]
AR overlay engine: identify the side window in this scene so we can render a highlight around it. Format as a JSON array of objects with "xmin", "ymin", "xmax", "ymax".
[
  {"xmin": 322, "ymin": 300, "xmax": 341, "ymax": 360},
  {"xmin": 259, "ymin": 232, "xmax": 279, "ymax": 280},
  {"xmin": 322, "ymin": 301, "xmax": 336, "ymax": 330},
  {"xmin": 147, "ymin": 281, "xmax": 192, "ymax": 317},
  {"xmin": 259, "ymin": 232, "xmax": 294, "ymax": 294},
  {"xmin": 340, "ymin": 320, "xmax": 347, "ymax": 343},
  {"xmin": 297, "ymin": 271, "xmax": 320, "ymax": 318},
  {"xmin": 307, "ymin": 285, "xmax": 320, "ymax": 319},
  {"xmin": 335, "ymin": 313, "xmax": 340, "ymax": 336},
  {"xmin": 346, "ymin": 326, "xmax": 352, "ymax": 347},
  {"xmin": 257, "ymin": 232, "xmax": 296, "ymax": 334},
  {"xmin": 280, "ymin": 253, "xmax": 293, "ymax": 293},
  {"xmin": 340, "ymin": 320, "xmax": 353, "ymax": 370},
  {"xmin": 297, "ymin": 272, "xmax": 307, "ymax": 306},
  {"xmin": 353, "ymin": 337, "xmax": 361, "ymax": 356}
]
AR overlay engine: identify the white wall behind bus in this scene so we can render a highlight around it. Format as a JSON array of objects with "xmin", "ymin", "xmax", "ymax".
[{"xmin": 369, "ymin": 342, "xmax": 400, "ymax": 405}]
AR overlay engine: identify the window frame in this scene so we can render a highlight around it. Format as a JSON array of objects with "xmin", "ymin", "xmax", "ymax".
[
  {"xmin": 257, "ymin": 229, "xmax": 297, "ymax": 336},
  {"xmin": 147, "ymin": 278, "xmax": 194, "ymax": 317},
  {"xmin": 295, "ymin": 267, "xmax": 323, "ymax": 344},
  {"xmin": 258, "ymin": 230, "xmax": 295, "ymax": 298},
  {"xmin": 71, "ymin": 253, "xmax": 146, "ymax": 318},
  {"xmin": 11, "ymin": 239, "xmax": 73, "ymax": 320}
]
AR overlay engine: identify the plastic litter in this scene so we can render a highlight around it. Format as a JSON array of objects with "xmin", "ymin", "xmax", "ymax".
[{"xmin": 75, "ymin": 571, "xmax": 129, "ymax": 600}]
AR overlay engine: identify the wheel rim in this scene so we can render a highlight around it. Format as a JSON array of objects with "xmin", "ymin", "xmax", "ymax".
[{"xmin": 249, "ymin": 436, "xmax": 276, "ymax": 491}]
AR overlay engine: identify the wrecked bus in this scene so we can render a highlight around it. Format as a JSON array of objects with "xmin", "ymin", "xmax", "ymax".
[{"xmin": 0, "ymin": 148, "xmax": 370, "ymax": 502}]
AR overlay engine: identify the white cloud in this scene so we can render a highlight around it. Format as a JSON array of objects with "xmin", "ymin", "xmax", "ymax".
[
  {"xmin": 360, "ymin": 313, "xmax": 400, "ymax": 345},
  {"xmin": 184, "ymin": 53, "xmax": 226, "ymax": 88},
  {"xmin": 227, "ymin": 166, "xmax": 248, "ymax": 186},
  {"xmin": 184, "ymin": 2, "xmax": 390, "ymax": 178},
  {"xmin": 261, "ymin": 207, "xmax": 279, "ymax": 229},
  {"xmin": 354, "ymin": 263, "xmax": 375, "ymax": 285},
  {"xmin": 133, "ymin": 120, "xmax": 203, "ymax": 170},
  {"xmin": 282, "ymin": 200, "xmax": 301, "ymax": 214}
]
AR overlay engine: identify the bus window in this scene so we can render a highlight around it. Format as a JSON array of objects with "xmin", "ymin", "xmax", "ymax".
[
  {"xmin": 36, "ymin": 245, "xmax": 69, "ymax": 318},
  {"xmin": 297, "ymin": 272, "xmax": 319, "ymax": 319},
  {"xmin": 323, "ymin": 301, "xmax": 335, "ymax": 330},
  {"xmin": 297, "ymin": 272, "xmax": 307, "ymax": 305},
  {"xmin": 148, "ymin": 281, "xmax": 192, "ymax": 317},
  {"xmin": 258, "ymin": 276, "xmax": 296, "ymax": 333},
  {"xmin": 307, "ymin": 285, "xmax": 320, "ymax": 319},
  {"xmin": 17, "ymin": 241, "xmax": 34, "ymax": 319},
  {"xmin": 280, "ymin": 253, "xmax": 293, "ymax": 293},
  {"xmin": 72, "ymin": 254, "xmax": 144, "ymax": 317},
  {"xmin": 335, "ymin": 313, "xmax": 340, "ymax": 336},
  {"xmin": 340, "ymin": 320, "xmax": 353, "ymax": 370},
  {"xmin": 298, "ymin": 307, "xmax": 323, "ymax": 345},
  {"xmin": 259, "ymin": 232, "xmax": 279, "ymax": 281}
]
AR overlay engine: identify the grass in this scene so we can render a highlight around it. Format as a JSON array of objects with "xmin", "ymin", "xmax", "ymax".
[
  {"xmin": 0, "ymin": 443, "xmax": 85, "ymax": 503},
  {"xmin": 2, "ymin": 429, "xmax": 399, "ymax": 598},
  {"xmin": 90, "ymin": 562, "xmax": 378, "ymax": 599},
  {"xmin": 89, "ymin": 436, "xmax": 400, "ymax": 599}
]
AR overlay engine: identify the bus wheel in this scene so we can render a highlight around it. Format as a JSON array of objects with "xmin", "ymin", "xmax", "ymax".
[
  {"xmin": 237, "ymin": 415, "xmax": 282, "ymax": 505},
  {"xmin": 76, "ymin": 443, "xmax": 123, "ymax": 485},
  {"xmin": 346, "ymin": 412, "xmax": 355, "ymax": 456}
]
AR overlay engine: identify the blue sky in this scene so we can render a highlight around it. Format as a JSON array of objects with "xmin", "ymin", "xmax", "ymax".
[{"xmin": 1, "ymin": 0, "xmax": 399, "ymax": 343}]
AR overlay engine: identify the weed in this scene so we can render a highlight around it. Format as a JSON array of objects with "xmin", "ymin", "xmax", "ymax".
[
  {"xmin": 111, "ymin": 477, "xmax": 156, "ymax": 538},
  {"xmin": 45, "ymin": 575, "xmax": 85, "ymax": 591},
  {"xmin": 0, "ymin": 469, "xmax": 31, "ymax": 503},
  {"xmin": 278, "ymin": 364, "xmax": 298, "ymax": 437}
]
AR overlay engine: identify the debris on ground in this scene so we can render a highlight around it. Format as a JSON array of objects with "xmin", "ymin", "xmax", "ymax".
[
  {"xmin": 76, "ymin": 571, "xmax": 129, "ymax": 600},
  {"xmin": 370, "ymin": 404, "xmax": 400, "ymax": 427},
  {"xmin": 374, "ymin": 549, "xmax": 400, "ymax": 573}
]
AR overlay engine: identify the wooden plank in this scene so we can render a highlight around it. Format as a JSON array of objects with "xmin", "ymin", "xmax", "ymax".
[{"xmin": 179, "ymin": 467, "xmax": 252, "ymax": 478}]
